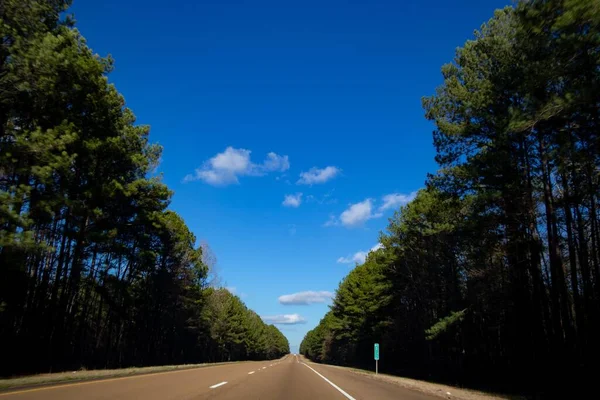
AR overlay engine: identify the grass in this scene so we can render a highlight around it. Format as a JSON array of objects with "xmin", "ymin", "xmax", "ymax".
[{"xmin": 0, "ymin": 361, "xmax": 238, "ymax": 391}]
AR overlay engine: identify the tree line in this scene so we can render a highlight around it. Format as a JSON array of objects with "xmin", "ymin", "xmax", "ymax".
[
  {"xmin": 0, "ymin": 0, "xmax": 288, "ymax": 376},
  {"xmin": 301, "ymin": 0, "xmax": 599, "ymax": 396}
]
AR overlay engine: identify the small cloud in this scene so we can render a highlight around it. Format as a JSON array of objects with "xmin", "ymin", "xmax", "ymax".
[
  {"xmin": 379, "ymin": 191, "xmax": 418, "ymax": 212},
  {"xmin": 337, "ymin": 243, "xmax": 384, "ymax": 265},
  {"xmin": 323, "ymin": 214, "xmax": 339, "ymax": 227},
  {"xmin": 324, "ymin": 193, "xmax": 416, "ymax": 227},
  {"xmin": 297, "ymin": 166, "xmax": 341, "ymax": 185},
  {"xmin": 337, "ymin": 252, "xmax": 367, "ymax": 264},
  {"xmin": 184, "ymin": 147, "xmax": 290, "ymax": 185},
  {"xmin": 261, "ymin": 314, "xmax": 307, "ymax": 325},
  {"xmin": 263, "ymin": 152, "xmax": 290, "ymax": 172},
  {"xmin": 278, "ymin": 291, "xmax": 334, "ymax": 305},
  {"xmin": 340, "ymin": 199, "xmax": 382, "ymax": 227},
  {"xmin": 371, "ymin": 243, "xmax": 384, "ymax": 252},
  {"xmin": 283, "ymin": 193, "xmax": 303, "ymax": 208}
]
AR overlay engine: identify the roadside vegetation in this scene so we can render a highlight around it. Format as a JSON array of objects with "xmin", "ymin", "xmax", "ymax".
[
  {"xmin": 300, "ymin": 357, "xmax": 525, "ymax": 400},
  {"xmin": 0, "ymin": 0, "xmax": 288, "ymax": 377},
  {"xmin": 301, "ymin": 0, "xmax": 600, "ymax": 397},
  {"xmin": 0, "ymin": 362, "xmax": 243, "ymax": 391}
]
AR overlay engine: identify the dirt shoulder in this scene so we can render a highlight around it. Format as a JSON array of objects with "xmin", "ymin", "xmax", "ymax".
[
  {"xmin": 301, "ymin": 357, "xmax": 526, "ymax": 400},
  {"xmin": 0, "ymin": 361, "xmax": 239, "ymax": 391}
]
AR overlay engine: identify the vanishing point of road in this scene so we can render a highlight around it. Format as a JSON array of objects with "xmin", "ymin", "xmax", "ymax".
[{"xmin": 0, "ymin": 355, "xmax": 437, "ymax": 400}]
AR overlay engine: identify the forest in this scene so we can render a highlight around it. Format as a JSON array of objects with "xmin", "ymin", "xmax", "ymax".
[
  {"xmin": 0, "ymin": 0, "xmax": 288, "ymax": 376},
  {"xmin": 301, "ymin": 0, "xmax": 599, "ymax": 396}
]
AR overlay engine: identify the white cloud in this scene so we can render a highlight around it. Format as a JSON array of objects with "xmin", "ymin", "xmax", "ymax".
[
  {"xmin": 337, "ymin": 243, "xmax": 384, "ymax": 265},
  {"xmin": 263, "ymin": 152, "xmax": 290, "ymax": 172},
  {"xmin": 297, "ymin": 166, "xmax": 340, "ymax": 185},
  {"xmin": 184, "ymin": 147, "xmax": 290, "ymax": 185},
  {"xmin": 212, "ymin": 147, "xmax": 251, "ymax": 172},
  {"xmin": 278, "ymin": 291, "xmax": 334, "ymax": 305},
  {"xmin": 323, "ymin": 214, "xmax": 339, "ymax": 227},
  {"xmin": 339, "ymin": 199, "xmax": 382, "ymax": 227},
  {"xmin": 283, "ymin": 193, "xmax": 303, "ymax": 208},
  {"xmin": 379, "ymin": 191, "xmax": 418, "ymax": 211},
  {"xmin": 324, "ymin": 192, "xmax": 418, "ymax": 228},
  {"xmin": 371, "ymin": 243, "xmax": 384, "ymax": 252},
  {"xmin": 261, "ymin": 314, "xmax": 307, "ymax": 325},
  {"xmin": 337, "ymin": 252, "xmax": 367, "ymax": 264}
]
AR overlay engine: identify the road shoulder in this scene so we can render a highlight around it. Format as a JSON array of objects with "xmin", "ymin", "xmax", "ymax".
[
  {"xmin": 0, "ymin": 361, "xmax": 246, "ymax": 392},
  {"xmin": 301, "ymin": 359, "xmax": 525, "ymax": 400}
]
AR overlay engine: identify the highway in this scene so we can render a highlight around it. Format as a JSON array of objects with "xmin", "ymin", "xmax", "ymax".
[{"xmin": 0, "ymin": 355, "xmax": 438, "ymax": 400}]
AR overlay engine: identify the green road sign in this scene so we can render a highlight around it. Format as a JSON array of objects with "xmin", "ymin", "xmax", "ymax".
[{"xmin": 374, "ymin": 343, "xmax": 380, "ymax": 360}]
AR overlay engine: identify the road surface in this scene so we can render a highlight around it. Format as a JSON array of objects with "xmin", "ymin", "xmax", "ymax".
[{"xmin": 0, "ymin": 355, "xmax": 437, "ymax": 400}]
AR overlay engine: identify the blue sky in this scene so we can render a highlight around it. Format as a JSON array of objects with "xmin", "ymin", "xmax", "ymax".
[{"xmin": 71, "ymin": 0, "xmax": 511, "ymax": 352}]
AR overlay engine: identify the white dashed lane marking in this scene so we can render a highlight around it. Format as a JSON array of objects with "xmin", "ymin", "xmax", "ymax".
[{"xmin": 209, "ymin": 381, "xmax": 228, "ymax": 389}]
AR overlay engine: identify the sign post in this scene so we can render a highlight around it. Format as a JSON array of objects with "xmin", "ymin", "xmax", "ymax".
[{"xmin": 374, "ymin": 343, "xmax": 379, "ymax": 374}]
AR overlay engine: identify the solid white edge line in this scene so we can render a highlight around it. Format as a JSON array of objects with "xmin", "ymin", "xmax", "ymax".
[
  {"xmin": 301, "ymin": 363, "xmax": 356, "ymax": 400},
  {"xmin": 248, "ymin": 371, "xmax": 255, "ymax": 375},
  {"xmin": 209, "ymin": 381, "xmax": 228, "ymax": 389}
]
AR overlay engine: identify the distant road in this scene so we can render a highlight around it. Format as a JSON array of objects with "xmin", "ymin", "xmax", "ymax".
[{"xmin": 1, "ymin": 355, "xmax": 436, "ymax": 399}]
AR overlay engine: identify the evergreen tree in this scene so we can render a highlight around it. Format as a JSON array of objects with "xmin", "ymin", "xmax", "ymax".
[
  {"xmin": 302, "ymin": 1, "xmax": 599, "ymax": 396},
  {"xmin": 0, "ymin": 0, "xmax": 288, "ymax": 376}
]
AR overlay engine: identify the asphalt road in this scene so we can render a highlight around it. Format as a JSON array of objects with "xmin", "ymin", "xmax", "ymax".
[{"xmin": 0, "ymin": 355, "xmax": 438, "ymax": 400}]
